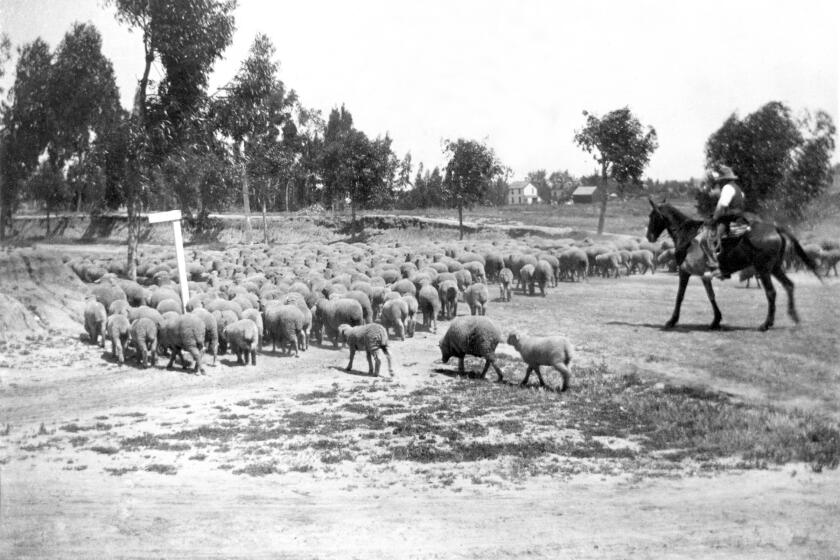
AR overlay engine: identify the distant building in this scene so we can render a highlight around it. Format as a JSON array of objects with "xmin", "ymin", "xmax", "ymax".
[
  {"xmin": 571, "ymin": 185, "xmax": 601, "ymax": 204},
  {"xmin": 508, "ymin": 181, "xmax": 541, "ymax": 205}
]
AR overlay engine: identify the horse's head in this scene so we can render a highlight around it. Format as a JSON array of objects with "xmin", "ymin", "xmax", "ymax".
[{"xmin": 646, "ymin": 197, "xmax": 668, "ymax": 242}]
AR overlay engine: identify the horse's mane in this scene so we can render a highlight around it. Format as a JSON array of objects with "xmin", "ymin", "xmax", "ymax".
[{"xmin": 658, "ymin": 204, "xmax": 703, "ymax": 228}]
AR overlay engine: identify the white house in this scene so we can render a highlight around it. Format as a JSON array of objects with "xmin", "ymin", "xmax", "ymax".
[{"xmin": 507, "ymin": 181, "xmax": 540, "ymax": 205}]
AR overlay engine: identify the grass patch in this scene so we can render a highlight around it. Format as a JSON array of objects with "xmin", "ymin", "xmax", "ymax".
[
  {"xmin": 89, "ymin": 445, "xmax": 119, "ymax": 455},
  {"xmin": 145, "ymin": 463, "xmax": 178, "ymax": 475},
  {"xmin": 105, "ymin": 466, "xmax": 139, "ymax": 476},
  {"xmin": 233, "ymin": 461, "xmax": 280, "ymax": 476}
]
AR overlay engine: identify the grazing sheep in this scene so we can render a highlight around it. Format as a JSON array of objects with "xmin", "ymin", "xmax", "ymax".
[
  {"xmin": 148, "ymin": 287, "xmax": 182, "ymax": 311},
  {"xmin": 454, "ymin": 268, "xmax": 473, "ymax": 292},
  {"xmin": 84, "ymin": 299, "xmax": 107, "ymax": 347},
  {"xmin": 190, "ymin": 308, "xmax": 219, "ymax": 365},
  {"xmin": 129, "ymin": 317, "xmax": 157, "ymax": 368},
  {"xmin": 108, "ymin": 299, "xmax": 131, "ymax": 317},
  {"xmin": 338, "ymin": 323, "xmax": 394, "ymax": 377},
  {"xmin": 464, "ymin": 283, "xmax": 489, "ymax": 315},
  {"xmin": 241, "ymin": 308, "xmax": 264, "ymax": 348},
  {"xmin": 379, "ymin": 298, "xmax": 408, "ymax": 340},
  {"xmin": 281, "ymin": 292, "xmax": 311, "ymax": 350},
  {"xmin": 106, "ymin": 314, "xmax": 131, "ymax": 364},
  {"xmin": 223, "ymin": 319, "xmax": 259, "ymax": 365},
  {"xmin": 438, "ymin": 316, "xmax": 504, "ymax": 380},
  {"xmin": 212, "ymin": 309, "xmax": 239, "ymax": 355},
  {"xmin": 483, "ymin": 252, "xmax": 504, "ymax": 282},
  {"xmin": 738, "ymin": 267, "xmax": 762, "ymax": 289},
  {"xmin": 498, "ymin": 268, "xmax": 514, "ymax": 302},
  {"xmin": 594, "ymin": 253, "xmax": 621, "ymax": 278},
  {"xmin": 391, "ymin": 278, "xmax": 416, "ymax": 297},
  {"xmin": 159, "ymin": 314, "xmax": 206, "ymax": 374},
  {"xmin": 343, "ymin": 290, "xmax": 374, "ymax": 324},
  {"xmin": 534, "ymin": 260, "xmax": 553, "ymax": 296},
  {"xmin": 506, "ymin": 332, "xmax": 573, "ymax": 391},
  {"xmin": 264, "ymin": 304, "xmax": 304, "ymax": 356},
  {"xmin": 462, "ymin": 261, "xmax": 487, "ymax": 284},
  {"xmin": 438, "ymin": 279, "xmax": 459, "ymax": 319},
  {"xmin": 629, "ymin": 249, "xmax": 655, "ymax": 275},
  {"xmin": 401, "ymin": 294, "xmax": 418, "ymax": 337},
  {"xmin": 127, "ymin": 305, "xmax": 164, "ymax": 327},
  {"xmin": 92, "ymin": 283, "xmax": 128, "ymax": 311},
  {"xmin": 117, "ymin": 279, "xmax": 148, "ymax": 307},
  {"xmin": 312, "ymin": 298, "xmax": 364, "ymax": 347},
  {"xmin": 558, "ymin": 248, "xmax": 588, "ymax": 282},
  {"xmin": 657, "ymin": 248, "xmax": 677, "ymax": 272},
  {"xmin": 508, "ymin": 254, "xmax": 538, "ymax": 288},
  {"xmin": 418, "ymin": 284, "xmax": 441, "ymax": 333},
  {"xmin": 519, "ymin": 263, "xmax": 536, "ymax": 295}
]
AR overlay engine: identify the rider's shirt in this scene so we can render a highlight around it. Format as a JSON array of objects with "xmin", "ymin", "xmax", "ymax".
[{"xmin": 716, "ymin": 182, "xmax": 745, "ymax": 213}]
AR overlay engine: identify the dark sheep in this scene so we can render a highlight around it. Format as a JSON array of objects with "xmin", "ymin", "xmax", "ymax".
[
  {"xmin": 264, "ymin": 304, "xmax": 305, "ymax": 356},
  {"xmin": 190, "ymin": 308, "xmax": 219, "ymax": 365},
  {"xmin": 438, "ymin": 316, "xmax": 504, "ymax": 380},
  {"xmin": 312, "ymin": 298, "xmax": 364, "ymax": 347},
  {"xmin": 159, "ymin": 314, "xmax": 206, "ymax": 374},
  {"xmin": 211, "ymin": 309, "xmax": 239, "ymax": 355},
  {"xmin": 534, "ymin": 260, "xmax": 553, "ymax": 296},
  {"xmin": 438, "ymin": 279, "xmax": 459, "ymax": 320}
]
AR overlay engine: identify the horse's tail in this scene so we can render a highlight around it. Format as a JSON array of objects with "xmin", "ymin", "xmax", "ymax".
[{"xmin": 777, "ymin": 225, "xmax": 822, "ymax": 282}]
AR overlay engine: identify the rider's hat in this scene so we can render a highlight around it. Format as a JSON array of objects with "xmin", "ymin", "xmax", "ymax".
[{"xmin": 712, "ymin": 165, "xmax": 738, "ymax": 183}]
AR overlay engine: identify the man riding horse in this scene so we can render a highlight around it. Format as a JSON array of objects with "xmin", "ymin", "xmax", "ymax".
[{"xmin": 701, "ymin": 164, "xmax": 747, "ymax": 279}]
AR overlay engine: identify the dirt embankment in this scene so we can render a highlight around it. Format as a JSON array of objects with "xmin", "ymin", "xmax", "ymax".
[{"xmin": 0, "ymin": 249, "xmax": 88, "ymax": 341}]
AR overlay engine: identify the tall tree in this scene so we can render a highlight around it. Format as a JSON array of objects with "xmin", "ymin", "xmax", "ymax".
[
  {"xmin": 48, "ymin": 23, "xmax": 121, "ymax": 212},
  {"xmin": 548, "ymin": 169, "xmax": 579, "ymax": 204},
  {"xmin": 442, "ymin": 138, "xmax": 503, "ymax": 239},
  {"xmin": 217, "ymin": 33, "xmax": 297, "ymax": 242},
  {"xmin": 574, "ymin": 107, "xmax": 658, "ymax": 234},
  {"xmin": 107, "ymin": 0, "xmax": 237, "ymax": 279},
  {"xmin": 1, "ymin": 39, "xmax": 53, "ymax": 239},
  {"xmin": 701, "ymin": 101, "xmax": 836, "ymax": 221}
]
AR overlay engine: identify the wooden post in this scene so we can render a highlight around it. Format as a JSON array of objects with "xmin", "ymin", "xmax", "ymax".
[{"xmin": 148, "ymin": 210, "xmax": 190, "ymax": 312}]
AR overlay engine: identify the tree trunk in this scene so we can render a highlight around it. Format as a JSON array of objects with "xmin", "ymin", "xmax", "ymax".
[
  {"xmin": 351, "ymin": 198, "xmax": 357, "ymax": 242},
  {"xmin": 262, "ymin": 197, "xmax": 268, "ymax": 245},
  {"xmin": 285, "ymin": 178, "xmax": 291, "ymax": 214},
  {"xmin": 241, "ymin": 154, "xmax": 252, "ymax": 244},
  {"xmin": 597, "ymin": 163, "xmax": 609, "ymax": 235},
  {"xmin": 45, "ymin": 205, "xmax": 50, "ymax": 238},
  {"xmin": 458, "ymin": 203, "xmax": 464, "ymax": 240},
  {"xmin": 126, "ymin": 197, "xmax": 138, "ymax": 281}
]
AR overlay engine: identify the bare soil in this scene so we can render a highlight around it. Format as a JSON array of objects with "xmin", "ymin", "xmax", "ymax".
[{"xmin": 2, "ymin": 241, "xmax": 840, "ymax": 558}]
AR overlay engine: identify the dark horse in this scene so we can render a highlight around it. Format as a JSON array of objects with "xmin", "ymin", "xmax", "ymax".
[{"xmin": 645, "ymin": 198, "xmax": 820, "ymax": 331}]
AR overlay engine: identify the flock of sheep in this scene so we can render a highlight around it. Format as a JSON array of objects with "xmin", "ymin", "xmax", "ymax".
[{"xmin": 73, "ymin": 228, "xmax": 829, "ymax": 391}]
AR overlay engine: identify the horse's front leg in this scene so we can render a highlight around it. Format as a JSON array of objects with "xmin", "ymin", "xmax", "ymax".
[
  {"xmin": 666, "ymin": 271, "xmax": 691, "ymax": 328},
  {"xmin": 758, "ymin": 272, "xmax": 776, "ymax": 331},
  {"xmin": 701, "ymin": 277, "xmax": 722, "ymax": 329}
]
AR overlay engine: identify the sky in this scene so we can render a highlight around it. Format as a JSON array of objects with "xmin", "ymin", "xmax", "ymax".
[{"xmin": 1, "ymin": 0, "xmax": 838, "ymax": 181}]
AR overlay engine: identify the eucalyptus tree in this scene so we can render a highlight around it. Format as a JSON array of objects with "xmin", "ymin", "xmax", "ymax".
[
  {"xmin": 574, "ymin": 107, "xmax": 658, "ymax": 234},
  {"xmin": 107, "ymin": 0, "xmax": 236, "ymax": 278}
]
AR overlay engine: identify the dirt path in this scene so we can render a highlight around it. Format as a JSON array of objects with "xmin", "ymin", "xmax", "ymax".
[{"xmin": 3, "ymin": 270, "xmax": 839, "ymax": 558}]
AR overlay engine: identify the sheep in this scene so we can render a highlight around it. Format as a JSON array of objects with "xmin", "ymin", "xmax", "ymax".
[
  {"xmin": 379, "ymin": 298, "xmax": 408, "ymax": 341},
  {"xmin": 401, "ymin": 294, "xmax": 418, "ymax": 337},
  {"xmin": 106, "ymin": 314, "xmax": 131, "ymax": 364},
  {"xmin": 158, "ymin": 314, "xmax": 206, "ymax": 374},
  {"xmin": 519, "ymin": 263, "xmax": 536, "ymax": 295},
  {"xmin": 483, "ymin": 252, "xmax": 505, "ymax": 282},
  {"xmin": 343, "ymin": 290, "xmax": 374, "ymax": 324},
  {"xmin": 241, "ymin": 308, "xmax": 264, "ymax": 348},
  {"xmin": 594, "ymin": 252, "xmax": 621, "ymax": 278},
  {"xmin": 438, "ymin": 279, "xmax": 459, "ymax": 319},
  {"xmin": 657, "ymin": 248, "xmax": 677, "ymax": 272},
  {"xmin": 281, "ymin": 292, "xmax": 311, "ymax": 350},
  {"xmin": 312, "ymin": 298, "xmax": 364, "ymax": 347},
  {"xmin": 534, "ymin": 260, "xmax": 553, "ymax": 296},
  {"xmin": 84, "ymin": 299, "xmax": 107, "ymax": 347},
  {"xmin": 454, "ymin": 268, "xmax": 473, "ymax": 292},
  {"xmin": 558, "ymin": 248, "xmax": 588, "ymax": 282},
  {"xmin": 127, "ymin": 305, "xmax": 164, "ymax": 327},
  {"xmin": 464, "ymin": 283, "xmax": 489, "ymax": 315},
  {"xmin": 338, "ymin": 323, "xmax": 394, "ymax": 377},
  {"xmin": 462, "ymin": 261, "xmax": 487, "ymax": 284},
  {"xmin": 418, "ymin": 284, "xmax": 441, "ymax": 333},
  {"xmin": 129, "ymin": 317, "xmax": 157, "ymax": 368},
  {"xmin": 211, "ymin": 309, "xmax": 239, "ymax": 355},
  {"xmin": 438, "ymin": 316, "xmax": 504, "ymax": 381},
  {"xmin": 506, "ymin": 332, "xmax": 573, "ymax": 391},
  {"xmin": 108, "ymin": 299, "xmax": 131, "ymax": 317},
  {"xmin": 223, "ymin": 319, "xmax": 259, "ymax": 366},
  {"xmin": 263, "ymin": 304, "xmax": 304, "ymax": 356},
  {"xmin": 156, "ymin": 298, "xmax": 182, "ymax": 315},
  {"xmin": 190, "ymin": 308, "xmax": 219, "ymax": 365},
  {"xmin": 498, "ymin": 267, "xmax": 513, "ymax": 302},
  {"xmin": 91, "ymin": 283, "xmax": 127, "ymax": 311},
  {"xmin": 629, "ymin": 249, "xmax": 655, "ymax": 275}
]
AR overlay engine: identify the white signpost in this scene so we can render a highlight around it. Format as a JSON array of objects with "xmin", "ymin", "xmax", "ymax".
[{"xmin": 148, "ymin": 210, "xmax": 190, "ymax": 312}]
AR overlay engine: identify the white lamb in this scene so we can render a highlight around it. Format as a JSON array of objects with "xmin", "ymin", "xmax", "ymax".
[{"xmin": 506, "ymin": 331, "xmax": 573, "ymax": 391}]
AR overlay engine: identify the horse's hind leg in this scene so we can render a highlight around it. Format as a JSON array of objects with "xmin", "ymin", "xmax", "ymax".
[
  {"xmin": 758, "ymin": 272, "xmax": 776, "ymax": 331},
  {"xmin": 771, "ymin": 266, "xmax": 799, "ymax": 324},
  {"xmin": 701, "ymin": 277, "xmax": 722, "ymax": 329}
]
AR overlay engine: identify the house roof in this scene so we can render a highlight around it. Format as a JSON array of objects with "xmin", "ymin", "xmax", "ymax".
[
  {"xmin": 508, "ymin": 180, "xmax": 533, "ymax": 191},
  {"xmin": 572, "ymin": 186, "xmax": 599, "ymax": 196}
]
